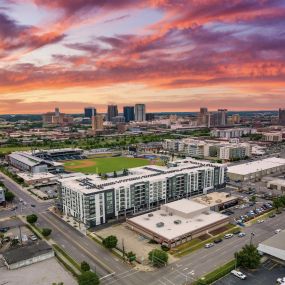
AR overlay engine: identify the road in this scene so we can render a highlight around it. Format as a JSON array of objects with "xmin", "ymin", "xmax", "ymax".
[{"xmin": 1, "ymin": 172, "xmax": 285, "ymax": 285}]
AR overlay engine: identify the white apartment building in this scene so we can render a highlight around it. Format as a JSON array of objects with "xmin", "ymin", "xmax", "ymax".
[
  {"xmin": 163, "ymin": 139, "xmax": 251, "ymax": 160},
  {"xmin": 211, "ymin": 128, "xmax": 257, "ymax": 139},
  {"xmin": 58, "ymin": 159, "xmax": 227, "ymax": 227}
]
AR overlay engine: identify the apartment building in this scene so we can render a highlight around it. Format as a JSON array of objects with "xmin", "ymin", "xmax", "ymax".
[
  {"xmin": 211, "ymin": 128, "xmax": 257, "ymax": 139},
  {"xmin": 58, "ymin": 159, "xmax": 227, "ymax": 227},
  {"xmin": 163, "ymin": 139, "xmax": 251, "ymax": 160}
]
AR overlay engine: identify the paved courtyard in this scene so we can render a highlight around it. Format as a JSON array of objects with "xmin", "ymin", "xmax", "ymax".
[{"xmin": 0, "ymin": 257, "xmax": 77, "ymax": 285}]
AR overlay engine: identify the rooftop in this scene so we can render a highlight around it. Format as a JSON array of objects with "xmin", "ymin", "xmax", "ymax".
[
  {"xmin": 3, "ymin": 241, "xmax": 53, "ymax": 265},
  {"xmin": 227, "ymin": 157, "xmax": 285, "ymax": 176},
  {"xmin": 59, "ymin": 158, "xmax": 226, "ymax": 194},
  {"xmin": 128, "ymin": 199, "xmax": 228, "ymax": 240},
  {"xmin": 258, "ymin": 230, "xmax": 285, "ymax": 251},
  {"xmin": 193, "ymin": 192, "xmax": 238, "ymax": 206}
]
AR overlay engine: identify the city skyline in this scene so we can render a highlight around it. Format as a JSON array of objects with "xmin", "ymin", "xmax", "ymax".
[{"xmin": 1, "ymin": 0, "xmax": 285, "ymax": 114}]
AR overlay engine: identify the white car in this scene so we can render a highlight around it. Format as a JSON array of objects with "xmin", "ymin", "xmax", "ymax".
[
  {"xmin": 238, "ymin": 233, "xmax": 246, "ymax": 238},
  {"xmin": 204, "ymin": 243, "xmax": 214, "ymax": 248},
  {"xmin": 275, "ymin": 229, "xmax": 282, "ymax": 234},
  {"xmin": 231, "ymin": 270, "xmax": 247, "ymax": 280},
  {"xmin": 257, "ymin": 220, "xmax": 264, "ymax": 223},
  {"xmin": 224, "ymin": 233, "xmax": 234, "ymax": 239},
  {"xmin": 277, "ymin": 277, "xmax": 285, "ymax": 284},
  {"xmin": 29, "ymin": 235, "xmax": 38, "ymax": 241}
]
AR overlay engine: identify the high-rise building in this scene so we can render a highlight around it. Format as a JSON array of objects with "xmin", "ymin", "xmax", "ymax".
[
  {"xmin": 209, "ymin": 109, "xmax": 228, "ymax": 127},
  {"xmin": 123, "ymin": 106, "xmax": 135, "ymax": 122},
  {"xmin": 91, "ymin": 115, "xmax": 104, "ymax": 132},
  {"xmin": 42, "ymin": 108, "xmax": 73, "ymax": 126},
  {"xmin": 84, "ymin": 107, "xmax": 97, "ymax": 118},
  {"xmin": 279, "ymin": 108, "xmax": 285, "ymax": 126},
  {"xmin": 198, "ymin": 107, "xmax": 209, "ymax": 126},
  {"xmin": 134, "ymin": 104, "xmax": 146, "ymax": 121},
  {"xmin": 107, "ymin": 105, "xmax": 118, "ymax": 122},
  {"xmin": 55, "ymin": 107, "xmax": 60, "ymax": 117},
  {"xmin": 146, "ymin": 113, "xmax": 155, "ymax": 121}
]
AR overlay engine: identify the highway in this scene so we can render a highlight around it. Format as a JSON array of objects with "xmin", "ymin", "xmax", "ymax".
[{"xmin": 1, "ymin": 172, "xmax": 285, "ymax": 285}]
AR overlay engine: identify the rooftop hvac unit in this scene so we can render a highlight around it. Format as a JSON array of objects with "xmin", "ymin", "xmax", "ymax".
[
  {"xmin": 174, "ymin": 220, "xmax": 182, "ymax": 225},
  {"xmin": 148, "ymin": 213, "xmax": 153, "ymax": 217},
  {"xmin": 160, "ymin": 213, "xmax": 167, "ymax": 216},
  {"xmin": 156, "ymin": 222, "xmax": 164, "ymax": 228}
]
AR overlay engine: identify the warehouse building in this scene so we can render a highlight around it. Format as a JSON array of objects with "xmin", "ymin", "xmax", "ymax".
[
  {"xmin": 258, "ymin": 230, "xmax": 285, "ymax": 262},
  {"xmin": 58, "ymin": 159, "xmax": 227, "ymax": 227},
  {"xmin": 3, "ymin": 241, "xmax": 54, "ymax": 270},
  {"xmin": 126, "ymin": 199, "xmax": 229, "ymax": 248},
  {"xmin": 227, "ymin": 157, "xmax": 285, "ymax": 182},
  {"xmin": 267, "ymin": 178, "xmax": 285, "ymax": 192}
]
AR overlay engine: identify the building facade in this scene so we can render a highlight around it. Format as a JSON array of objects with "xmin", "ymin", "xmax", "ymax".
[
  {"xmin": 0, "ymin": 187, "xmax": 5, "ymax": 204},
  {"xmin": 135, "ymin": 104, "xmax": 146, "ymax": 122},
  {"xmin": 84, "ymin": 107, "xmax": 96, "ymax": 118},
  {"xmin": 211, "ymin": 128, "xmax": 257, "ymax": 139},
  {"xmin": 107, "ymin": 105, "xmax": 118, "ymax": 122},
  {"xmin": 59, "ymin": 159, "xmax": 227, "ymax": 227},
  {"xmin": 123, "ymin": 106, "xmax": 135, "ymax": 122},
  {"xmin": 279, "ymin": 108, "xmax": 285, "ymax": 126}
]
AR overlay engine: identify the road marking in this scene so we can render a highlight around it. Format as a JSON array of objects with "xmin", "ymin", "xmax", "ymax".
[{"xmin": 39, "ymin": 212, "xmax": 115, "ymax": 274}]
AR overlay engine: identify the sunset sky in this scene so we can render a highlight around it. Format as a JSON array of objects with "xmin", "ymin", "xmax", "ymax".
[{"xmin": 0, "ymin": 0, "xmax": 284, "ymax": 114}]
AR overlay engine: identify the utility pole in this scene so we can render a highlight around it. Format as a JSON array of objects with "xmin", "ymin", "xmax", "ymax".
[{"xmin": 122, "ymin": 238, "xmax": 125, "ymax": 261}]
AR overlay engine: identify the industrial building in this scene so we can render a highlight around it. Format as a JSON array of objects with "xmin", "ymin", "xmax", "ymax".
[
  {"xmin": 227, "ymin": 157, "xmax": 285, "ymax": 181},
  {"xmin": 58, "ymin": 159, "xmax": 227, "ymax": 227},
  {"xmin": 126, "ymin": 199, "xmax": 229, "ymax": 248},
  {"xmin": 258, "ymin": 230, "xmax": 285, "ymax": 262},
  {"xmin": 267, "ymin": 179, "xmax": 285, "ymax": 192}
]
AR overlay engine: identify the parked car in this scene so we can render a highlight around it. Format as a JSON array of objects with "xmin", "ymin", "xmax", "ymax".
[
  {"xmin": 276, "ymin": 277, "xmax": 285, "ymax": 284},
  {"xmin": 231, "ymin": 270, "xmax": 247, "ymax": 280},
  {"xmin": 214, "ymin": 238, "xmax": 223, "ymax": 244},
  {"xmin": 269, "ymin": 213, "xmax": 276, "ymax": 218},
  {"xmin": 275, "ymin": 229, "xmax": 282, "ymax": 234},
  {"xmin": 257, "ymin": 220, "xmax": 264, "ymax": 223},
  {"xmin": 224, "ymin": 233, "xmax": 234, "ymax": 239},
  {"xmin": 29, "ymin": 235, "xmax": 38, "ymax": 241},
  {"xmin": 205, "ymin": 243, "xmax": 214, "ymax": 248},
  {"xmin": 238, "ymin": 233, "xmax": 246, "ymax": 237},
  {"xmin": 233, "ymin": 230, "xmax": 241, "ymax": 235}
]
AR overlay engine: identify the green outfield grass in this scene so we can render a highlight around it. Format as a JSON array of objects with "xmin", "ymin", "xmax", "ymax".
[{"xmin": 64, "ymin": 157, "xmax": 153, "ymax": 174}]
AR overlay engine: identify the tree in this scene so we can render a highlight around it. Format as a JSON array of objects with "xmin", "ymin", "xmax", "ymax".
[
  {"xmin": 113, "ymin": 171, "xmax": 118, "ymax": 178},
  {"xmin": 78, "ymin": 271, "xmax": 100, "ymax": 285},
  {"xmin": 126, "ymin": 251, "xmax": 136, "ymax": 263},
  {"xmin": 26, "ymin": 214, "xmax": 38, "ymax": 224},
  {"xmin": 250, "ymin": 195, "xmax": 256, "ymax": 204},
  {"xmin": 42, "ymin": 228, "xmax": 52, "ymax": 237},
  {"xmin": 5, "ymin": 190, "xmax": 15, "ymax": 202},
  {"xmin": 273, "ymin": 197, "xmax": 283, "ymax": 212},
  {"xmin": 148, "ymin": 249, "xmax": 168, "ymax": 267},
  {"xmin": 236, "ymin": 244, "xmax": 261, "ymax": 269},
  {"xmin": 81, "ymin": 261, "xmax": 90, "ymax": 272},
  {"xmin": 102, "ymin": 235, "xmax": 118, "ymax": 249}
]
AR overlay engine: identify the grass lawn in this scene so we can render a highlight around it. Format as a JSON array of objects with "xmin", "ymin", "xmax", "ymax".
[{"xmin": 64, "ymin": 157, "xmax": 152, "ymax": 174}]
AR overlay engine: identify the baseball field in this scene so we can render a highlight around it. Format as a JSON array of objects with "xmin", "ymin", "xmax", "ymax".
[{"xmin": 64, "ymin": 156, "xmax": 153, "ymax": 174}]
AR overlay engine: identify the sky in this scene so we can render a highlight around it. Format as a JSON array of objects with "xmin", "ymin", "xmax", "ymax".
[{"xmin": 0, "ymin": 0, "xmax": 285, "ymax": 114}]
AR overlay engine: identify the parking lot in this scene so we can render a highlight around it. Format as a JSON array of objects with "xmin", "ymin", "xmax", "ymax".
[{"xmin": 214, "ymin": 259, "xmax": 285, "ymax": 285}]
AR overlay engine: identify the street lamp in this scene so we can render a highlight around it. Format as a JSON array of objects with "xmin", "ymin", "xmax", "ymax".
[{"xmin": 250, "ymin": 232, "xmax": 255, "ymax": 245}]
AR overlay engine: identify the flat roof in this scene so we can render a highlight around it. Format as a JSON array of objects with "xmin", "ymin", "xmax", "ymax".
[
  {"xmin": 163, "ymin": 199, "xmax": 207, "ymax": 213},
  {"xmin": 59, "ymin": 158, "xmax": 225, "ymax": 194},
  {"xmin": 17, "ymin": 172, "xmax": 56, "ymax": 181},
  {"xmin": 227, "ymin": 157, "xmax": 285, "ymax": 176},
  {"xmin": 3, "ymin": 241, "xmax": 53, "ymax": 265},
  {"xmin": 128, "ymin": 199, "xmax": 228, "ymax": 240},
  {"xmin": 193, "ymin": 192, "xmax": 238, "ymax": 206},
  {"xmin": 259, "ymin": 230, "xmax": 285, "ymax": 251}
]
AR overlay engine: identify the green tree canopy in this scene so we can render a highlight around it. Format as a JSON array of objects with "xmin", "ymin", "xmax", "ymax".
[
  {"xmin": 81, "ymin": 261, "xmax": 90, "ymax": 272},
  {"xmin": 148, "ymin": 249, "xmax": 168, "ymax": 267},
  {"xmin": 5, "ymin": 190, "xmax": 15, "ymax": 202},
  {"xmin": 26, "ymin": 214, "xmax": 38, "ymax": 224},
  {"xmin": 236, "ymin": 244, "xmax": 261, "ymax": 269},
  {"xmin": 42, "ymin": 228, "xmax": 52, "ymax": 237},
  {"xmin": 102, "ymin": 235, "xmax": 118, "ymax": 249},
  {"xmin": 78, "ymin": 271, "xmax": 100, "ymax": 285}
]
